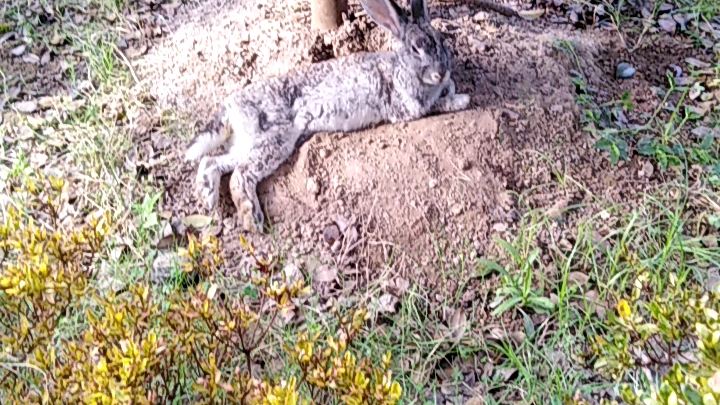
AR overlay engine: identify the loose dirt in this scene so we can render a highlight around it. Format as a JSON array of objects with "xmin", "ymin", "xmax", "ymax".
[{"xmin": 136, "ymin": 0, "xmax": 701, "ymax": 301}]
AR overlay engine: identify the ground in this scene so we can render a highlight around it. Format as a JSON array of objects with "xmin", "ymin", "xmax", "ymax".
[{"xmin": 1, "ymin": 0, "xmax": 719, "ymax": 403}]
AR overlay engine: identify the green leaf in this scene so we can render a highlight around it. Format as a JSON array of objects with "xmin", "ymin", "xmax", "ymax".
[
  {"xmin": 523, "ymin": 313, "xmax": 535, "ymax": 339},
  {"xmin": 635, "ymin": 323, "xmax": 660, "ymax": 339},
  {"xmin": 638, "ymin": 137, "xmax": 656, "ymax": 156},
  {"xmin": 684, "ymin": 386, "xmax": 703, "ymax": 405},
  {"xmin": 493, "ymin": 237, "xmax": 521, "ymax": 262},
  {"xmin": 593, "ymin": 357, "xmax": 608, "ymax": 370},
  {"xmin": 657, "ymin": 149, "xmax": 669, "ymax": 170},
  {"xmin": 527, "ymin": 296, "xmax": 556, "ymax": 313},
  {"xmin": 491, "ymin": 296, "xmax": 523, "ymax": 317},
  {"xmin": 526, "ymin": 248, "xmax": 541, "ymax": 266},
  {"xmin": 477, "ymin": 259, "xmax": 508, "ymax": 278},
  {"xmin": 242, "ymin": 284, "xmax": 259, "ymax": 300}
]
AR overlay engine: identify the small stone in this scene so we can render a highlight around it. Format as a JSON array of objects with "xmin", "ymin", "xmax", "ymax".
[
  {"xmin": 306, "ymin": 177, "xmax": 320, "ymax": 195},
  {"xmin": 472, "ymin": 11, "xmax": 489, "ymax": 22},
  {"xmin": 10, "ymin": 44, "xmax": 25, "ymax": 56},
  {"xmin": 616, "ymin": 62, "xmax": 636, "ymax": 79},
  {"xmin": 323, "ymin": 224, "xmax": 341, "ymax": 246},
  {"xmin": 331, "ymin": 240, "xmax": 342, "ymax": 253},
  {"xmin": 162, "ymin": 222, "xmax": 174, "ymax": 238},
  {"xmin": 640, "ymin": 161, "xmax": 654, "ymax": 177},
  {"xmin": 658, "ymin": 15, "xmax": 677, "ymax": 33},
  {"xmin": 459, "ymin": 158, "xmax": 471, "ymax": 170},
  {"xmin": 493, "ymin": 222, "xmax": 508, "ymax": 232},
  {"xmin": 501, "ymin": 109, "xmax": 519, "ymax": 120},
  {"xmin": 22, "ymin": 53, "xmax": 40, "ymax": 64},
  {"xmin": 473, "ymin": 240, "xmax": 484, "ymax": 257},
  {"xmin": 344, "ymin": 225, "xmax": 360, "ymax": 247},
  {"xmin": 318, "ymin": 148, "xmax": 328, "ymax": 158},
  {"xmin": 429, "ymin": 179, "xmax": 438, "ymax": 188},
  {"xmin": 450, "ymin": 204, "xmax": 463, "ymax": 216}
]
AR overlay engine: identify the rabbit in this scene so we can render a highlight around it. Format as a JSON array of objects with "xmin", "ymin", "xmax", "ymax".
[{"xmin": 184, "ymin": 0, "xmax": 471, "ymax": 233}]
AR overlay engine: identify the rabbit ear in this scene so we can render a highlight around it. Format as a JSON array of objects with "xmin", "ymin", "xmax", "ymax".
[
  {"xmin": 359, "ymin": 0, "xmax": 407, "ymax": 38},
  {"xmin": 410, "ymin": 0, "xmax": 428, "ymax": 23}
]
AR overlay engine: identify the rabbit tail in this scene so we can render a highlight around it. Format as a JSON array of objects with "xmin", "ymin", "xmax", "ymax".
[{"xmin": 185, "ymin": 107, "xmax": 231, "ymax": 161}]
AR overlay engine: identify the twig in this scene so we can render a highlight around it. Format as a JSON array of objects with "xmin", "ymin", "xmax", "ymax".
[{"xmin": 113, "ymin": 43, "xmax": 142, "ymax": 88}]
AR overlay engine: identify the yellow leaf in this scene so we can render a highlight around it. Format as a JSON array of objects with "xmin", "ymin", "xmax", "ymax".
[{"xmin": 617, "ymin": 299, "xmax": 631, "ymax": 320}]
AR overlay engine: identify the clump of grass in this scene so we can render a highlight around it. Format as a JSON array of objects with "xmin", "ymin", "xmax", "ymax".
[{"xmin": 0, "ymin": 173, "xmax": 403, "ymax": 404}]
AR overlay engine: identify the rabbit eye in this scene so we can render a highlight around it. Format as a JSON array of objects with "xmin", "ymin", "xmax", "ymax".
[{"xmin": 411, "ymin": 44, "xmax": 421, "ymax": 55}]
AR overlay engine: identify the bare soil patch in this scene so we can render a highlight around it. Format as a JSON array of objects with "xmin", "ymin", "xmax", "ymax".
[{"xmin": 136, "ymin": 0, "xmax": 698, "ymax": 302}]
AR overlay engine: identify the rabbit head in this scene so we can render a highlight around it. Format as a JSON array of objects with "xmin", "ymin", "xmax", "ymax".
[{"xmin": 359, "ymin": 0, "xmax": 452, "ymax": 87}]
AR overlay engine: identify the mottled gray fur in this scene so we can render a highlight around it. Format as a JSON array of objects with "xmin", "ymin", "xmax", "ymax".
[{"xmin": 185, "ymin": 0, "xmax": 470, "ymax": 233}]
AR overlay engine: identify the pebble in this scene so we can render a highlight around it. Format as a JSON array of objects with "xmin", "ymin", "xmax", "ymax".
[
  {"xmin": 331, "ymin": 240, "xmax": 342, "ymax": 253},
  {"xmin": 318, "ymin": 148, "xmax": 328, "ymax": 158},
  {"xmin": 306, "ymin": 177, "xmax": 320, "ymax": 195},
  {"xmin": 616, "ymin": 62, "xmax": 636, "ymax": 79},
  {"xmin": 472, "ymin": 11, "xmax": 489, "ymax": 22},
  {"xmin": 14, "ymin": 101, "xmax": 37, "ymax": 114},
  {"xmin": 429, "ymin": 179, "xmax": 438, "ymax": 188},
  {"xmin": 10, "ymin": 44, "xmax": 25, "ymax": 56},
  {"xmin": 323, "ymin": 224, "xmax": 341, "ymax": 245},
  {"xmin": 640, "ymin": 161, "xmax": 654, "ymax": 177}
]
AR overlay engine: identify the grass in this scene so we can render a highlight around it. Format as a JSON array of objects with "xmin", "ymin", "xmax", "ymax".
[{"xmin": 1, "ymin": 0, "xmax": 720, "ymax": 403}]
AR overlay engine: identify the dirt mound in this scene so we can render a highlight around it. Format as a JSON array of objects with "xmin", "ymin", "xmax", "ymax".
[{"xmin": 139, "ymin": 0, "xmax": 666, "ymax": 295}]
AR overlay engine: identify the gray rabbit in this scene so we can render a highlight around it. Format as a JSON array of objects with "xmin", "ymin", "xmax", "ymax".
[{"xmin": 185, "ymin": 0, "xmax": 470, "ymax": 233}]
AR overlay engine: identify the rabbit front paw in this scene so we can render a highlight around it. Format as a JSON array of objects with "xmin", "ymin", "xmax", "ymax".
[
  {"xmin": 431, "ymin": 93, "xmax": 471, "ymax": 114},
  {"xmin": 452, "ymin": 94, "xmax": 471, "ymax": 110},
  {"xmin": 195, "ymin": 157, "xmax": 221, "ymax": 209}
]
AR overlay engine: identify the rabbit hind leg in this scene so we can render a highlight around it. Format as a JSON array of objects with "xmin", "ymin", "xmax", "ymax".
[
  {"xmin": 194, "ymin": 153, "xmax": 238, "ymax": 210},
  {"xmin": 229, "ymin": 130, "xmax": 301, "ymax": 234}
]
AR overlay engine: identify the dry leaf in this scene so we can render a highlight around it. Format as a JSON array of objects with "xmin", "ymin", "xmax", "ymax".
[
  {"xmin": 658, "ymin": 15, "xmax": 677, "ymax": 33},
  {"xmin": 124, "ymin": 43, "xmax": 148, "ymax": 58},
  {"xmin": 546, "ymin": 198, "xmax": 568, "ymax": 219},
  {"xmin": 0, "ymin": 32, "xmax": 15, "ymax": 46},
  {"xmin": 313, "ymin": 265, "xmax": 337, "ymax": 283},
  {"xmin": 568, "ymin": 271, "xmax": 590, "ymax": 286},
  {"xmin": 686, "ymin": 57, "xmax": 711, "ymax": 68},
  {"xmin": 449, "ymin": 307, "xmax": 468, "ymax": 339},
  {"xmin": 691, "ymin": 126, "xmax": 718, "ymax": 138},
  {"xmin": 14, "ymin": 101, "xmax": 37, "ymax": 114},
  {"xmin": 494, "ymin": 367, "xmax": 517, "ymax": 382},
  {"xmin": 464, "ymin": 395, "xmax": 486, "ymax": 405}
]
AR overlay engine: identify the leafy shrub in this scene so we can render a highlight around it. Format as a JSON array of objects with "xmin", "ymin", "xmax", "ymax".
[
  {"xmin": 589, "ymin": 261, "xmax": 720, "ymax": 405},
  {"xmin": 0, "ymin": 174, "xmax": 401, "ymax": 404}
]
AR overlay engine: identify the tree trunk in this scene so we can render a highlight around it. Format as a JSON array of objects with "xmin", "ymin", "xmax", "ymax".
[{"xmin": 311, "ymin": 0, "xmax": 347, "ymax": 32}]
